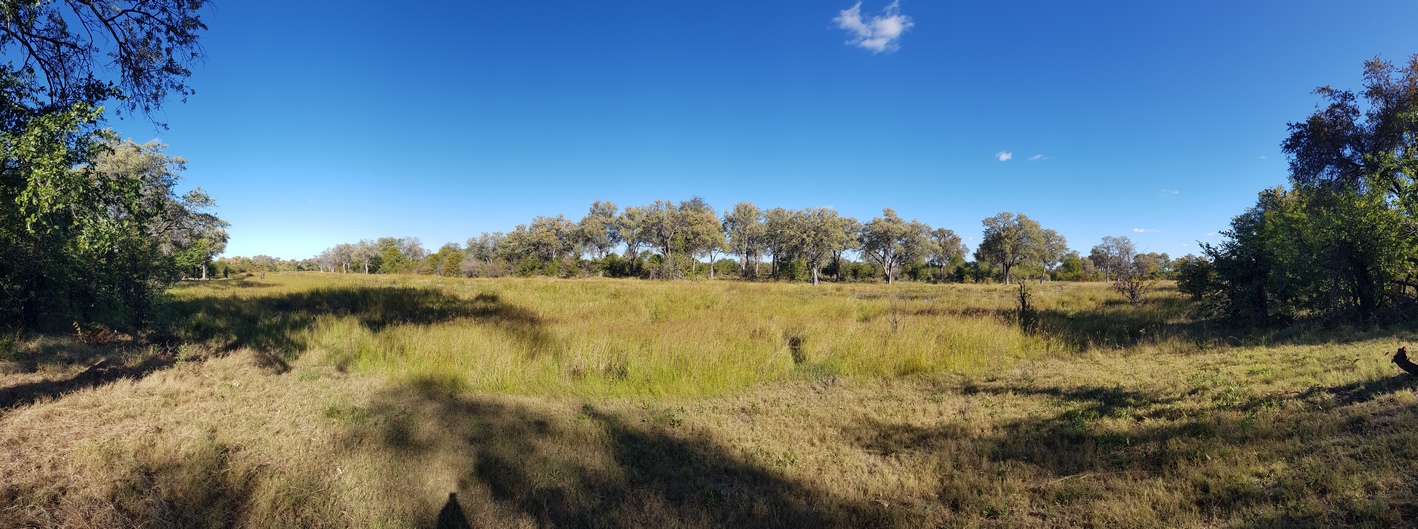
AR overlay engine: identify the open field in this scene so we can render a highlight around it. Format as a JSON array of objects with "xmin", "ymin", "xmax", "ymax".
[{"xmin": 2, "ymin": 274, "xmax": 1417, "ymax": 527}]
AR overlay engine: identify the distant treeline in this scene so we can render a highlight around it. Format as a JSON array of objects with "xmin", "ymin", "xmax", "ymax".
[{"xmin": 226, "ymin": 204, "xmax": 1179, "ymax": 289}]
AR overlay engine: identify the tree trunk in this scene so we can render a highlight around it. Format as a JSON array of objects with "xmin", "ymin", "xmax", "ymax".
[
  {"xmin": 201, "ymin": 264, "xmax": 207, "ymax": 280},
  {"xmin": 811, "ymin": 265, "xmax": 819, "ymax": 285}
]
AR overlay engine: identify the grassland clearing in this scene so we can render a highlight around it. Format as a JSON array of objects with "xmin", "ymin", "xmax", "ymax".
[{"xmin": 2, "ymin": 274, "xmax": 1416, "ymax": 527}]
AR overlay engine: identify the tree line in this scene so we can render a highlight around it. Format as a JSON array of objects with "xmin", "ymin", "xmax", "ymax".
[{"xmin": 262, "ymin": 204, "xmax": 1177, "ymax": 291}]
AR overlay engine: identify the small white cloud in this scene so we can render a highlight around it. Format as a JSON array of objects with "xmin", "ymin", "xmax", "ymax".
[
  {"xmin": 1260, "ymin": 156, "xmax": 1267, "ymax": 159},
  {"xmin": 835, "ymin": 1, "xmax": 914, "ymax": 53},
  {"xmin": 1027, "ymin": 154, "xmax": 1045, "ymax": 161},
  {"xmin": 1160, "ymin": 189, "xmax": 1179, "ymax": 196},
  {"xmin": 1132, "ymin": 228, "xmax": 1159, "ymax": 233},
  {"xmin": 1204, "ymin": 232, "xmax": 1217, "ymax": 237},
  {"xmin": 996, "ymin": 151, "xmax": 1013, "ymax": 162}
]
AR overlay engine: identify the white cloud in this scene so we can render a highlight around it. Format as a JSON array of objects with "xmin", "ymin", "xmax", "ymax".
[
  {"xmin": 996, "ymin": 151, "xmax": 1013, "ymax": 162},
  {"xmin": 1132, "ymin": 228, "xmax": 1159, "ymax": 233},
  {"xmin": 1204, "ymin": 232, "xmax": 1218, "ymax": 237},
  {"xmin": 1160, "ymin": 189, "xmax": 1179, "ymax": 196},
  {"xmin": 835, "ymin": 1, "xmax": 914, "ymax": 53},
  {"xmin": 1028, "ymin": 154, "xmax": 1045, "ymax": 161}
]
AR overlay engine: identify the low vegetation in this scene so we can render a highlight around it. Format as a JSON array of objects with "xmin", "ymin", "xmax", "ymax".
[{"xmin": 3, "ymin": 274, "xmax": 1416, "ymax": 527}]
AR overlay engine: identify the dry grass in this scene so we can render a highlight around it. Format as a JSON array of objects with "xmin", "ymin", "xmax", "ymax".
[{"xmin": 1, "ymin": 273, "xmax": 1416, "ymax": 527}]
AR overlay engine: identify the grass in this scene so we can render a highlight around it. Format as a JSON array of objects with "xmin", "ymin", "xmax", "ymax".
[
  {"xmin": 1, "ymin": 273, "xmax": 1416, "ymax": 527},
  {"xmin": 158, "ymin": 274, "xmax": 1190, "ymax": 396}
]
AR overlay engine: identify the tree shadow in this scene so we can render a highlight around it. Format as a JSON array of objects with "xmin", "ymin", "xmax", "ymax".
[
  {"xmin": 843, "ymin": 375, "xmax": 1418, "ymax": 526},
  {"xmin": 0, "ymin": 354, "xmax": 176, "ymax": 412},
  {"xmin": 162, "ymin": 287, "xmax": 552, "ymax": 361},
  {"xmin": 339, "ymin": 377, "xmax": 903, "ymax": 528},
  {"xmin": 1309, "ymin": 373, "xmax": 1418, "ymax": 406}
]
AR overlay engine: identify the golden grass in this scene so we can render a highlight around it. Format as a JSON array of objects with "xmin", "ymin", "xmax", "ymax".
[
  {"xmin": 1, "ymin": 273, "xmax": 1416, "ymax": 527},
  {"xmin": 159, "ymin": 274, "xmax": 1191, "ymax": 397}
]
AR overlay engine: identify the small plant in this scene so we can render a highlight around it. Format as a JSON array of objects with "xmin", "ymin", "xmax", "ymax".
[
  {"xmin": 1113, "ymin": 258, "xmax": 1159, "ymax": 304},
  {"xmin": 1016, "ymin": 281, "xmax": 1037, "ymax": 330},
  {"xmin": 784, "ymin": 329, "xmax": 807, "ymax": 365},
  {"xmin": 0, "ymin": 331, "xmax": 16, "ymax": 361},
  {"xmin": 73, "ymin": 321, "xmax": 121, "ymax": 346},
  {"xmin": 886, "ymin": 288, "xmax": 902, "ymax": 333}
]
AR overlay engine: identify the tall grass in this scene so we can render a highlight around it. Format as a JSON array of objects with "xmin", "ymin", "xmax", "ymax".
[
  {"xmin": 6, "ymin": 273, "xmax": 1418, "ymax": 527},
  {"xmin": 163, "ymin": 274, "xmax": 1193, "ymax": 396}
]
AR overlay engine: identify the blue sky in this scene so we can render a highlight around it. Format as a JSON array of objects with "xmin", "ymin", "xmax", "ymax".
[{"xmin": 114, "ymin": 1, "xmax": 1418, "ymax": 260}]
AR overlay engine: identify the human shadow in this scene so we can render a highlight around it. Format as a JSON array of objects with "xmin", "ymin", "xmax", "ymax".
[
  {"xmin": 161, "ymin": 286, "xmax": 552, "ymax": 361},
  {"xmin": 436, "ymin": 492, "xmax": 472, "ymax": 529},
  {"xmin": 339, "ymin": 377, "xmax": 903, "ymax": 528}
]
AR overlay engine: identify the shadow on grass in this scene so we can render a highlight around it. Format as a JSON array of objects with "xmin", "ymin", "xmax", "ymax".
[
  {"xmin": 0, "ymin": 354, "xmax": 176, "ymax": 412},
  {"xmin": 1313, "ymin": 373, "xmax": 1418, "ymax": 406},
  {"xmin": 845, "ymin": 376, "xmax": 1418, "ymax": 527},
  {"xmin": 917, "ymin": 290, "xmax": 1416, "ymax": 353},
  {"xmin": 339, "ymin": 377, "xmax": 902, "ymax": 528},
  {"xmin": 161, "ymin": 286, "xmax": 552, "ymax": 361}
]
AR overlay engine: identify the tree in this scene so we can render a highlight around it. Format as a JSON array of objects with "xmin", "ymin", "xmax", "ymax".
[
  {"xmin": 0, "ymin": 1, "xmax": 210, "ymax": 330},
  {"xmin": 927, "ymin": 228, "xmax": 966, "ymax": 282},
  {"xmin": 333, "ymin": 243, "xmax": 356, "ymax": 273},
  {"xmin": 467, "ymin": 232, "xmax": 503, "ymax": 265},
  {"xmin": 1271, "ymin": 55, "xmax": 1418, "ymax": 318},
  {"xmin": 577, "ymin": 201, "xmax": 620, "ymax": 260},
  {"xmin": 861, "ymin": 208, "xmax": 908, "ymax": 284},
  {"xmin": 0, "ymin": 0, "xmax": 206, "ymax": 124},
  {"xmin": 1090, "ymin": 236, "xmax": 1132, "ymax": 282},
  {"xmin": 795, "ymin": 208, "xmax": 848, "ymax": 285},
  {"xmin": 829, "ymin": 217, "xmax": 862, "ymax": 282},
  {"xmin": 526, "ymin": 215, "xmax": 576, "ymax": 263},
  {"xmin": 354, "ymin": 239, "xmax": 378, "ymax": 273},
  {"xmin": 1175, "ymin": 254, "xmax": 1216, "ymax": 301},
  {"xmin": 723, "ymin": 202, "xmax": 766, "ymax": 278},
  {"xmin": 898, "ymin": 220, "xmax": 934, "ymax": 277},
  {"xmin": 1115, "ymin": 252, "xmax": 1159, "ymax": 304},
  {"xmin": 1038, "ymin": 229, "xmax": 1068, "ymax": 282},
  {"xmin": 762, "ymin": 207, "xmax": 798, "ymax": 279},
  {"xmin": 617, "ymin": 205, "xmax": 648, "ymax": 263},
  {"xmin": 976, "ymin": 212, "xmax": 1042, "ymax": 285},
  {"xmin": 679, "ymin": 198, "xmax": 725, "ymax": 278}
]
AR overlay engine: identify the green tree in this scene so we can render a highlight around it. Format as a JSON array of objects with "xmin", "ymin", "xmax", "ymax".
[
  {"xmin": 762, "ymin": 207, "xmax": 798, "ymax": 279},
  {"xmin": 679, "ymin": 198, "xmax": 725, "ymax": 278},
  {"xmin": 860, "ymin": 208, "xmax": 908, "ymax": 284},
  {"xmin": 1038, "ymin": 229, "xmax": 1068, "ymax": 282},
  {"xmin": 576, "ymin": 201, "xmax": 620, "ymax": 259},
  {"xmin": 927, "ymin": 228, "xmax": 966, "ymax": 282},
  {"xmin": 976, "ymin": 212, "xmax": 1042, "ymax": 285},
  {"xmin": 723, "ymin": 202, "xmax": 766, "ymax": 278}
]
